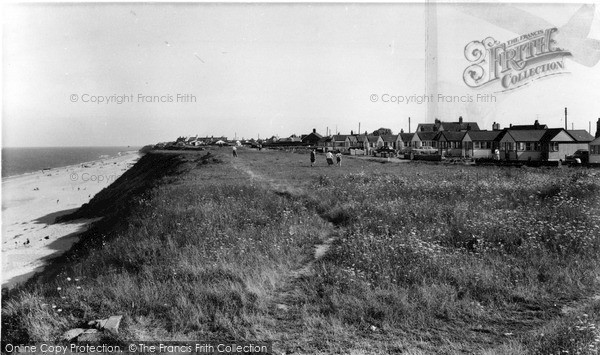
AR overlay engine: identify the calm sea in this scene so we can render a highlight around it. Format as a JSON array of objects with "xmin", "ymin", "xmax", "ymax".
[{"xmin": 1, "ymin": 147, "xmax": 140, "ymax": 178}]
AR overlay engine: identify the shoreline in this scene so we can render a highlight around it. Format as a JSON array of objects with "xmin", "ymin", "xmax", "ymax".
[
  {"xmin": 2, "ymin": 149, "xmax": 140, "ymax": 182},
  {"xmin": 1, "ymin": 151, "xmax": 140, "ymax": 290}
]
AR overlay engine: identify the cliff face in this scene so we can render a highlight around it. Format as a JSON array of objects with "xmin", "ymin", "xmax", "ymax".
[{"xmin": 57, "ymin": 151, "xmax": 219, "ymax": 222}]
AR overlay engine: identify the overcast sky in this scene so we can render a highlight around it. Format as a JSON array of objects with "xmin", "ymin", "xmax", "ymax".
[{"xmin": 3, "ymin": 2, "xmax": 600, "ymax": 147}]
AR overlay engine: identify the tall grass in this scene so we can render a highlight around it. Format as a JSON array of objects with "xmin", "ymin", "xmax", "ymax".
[{"xmin": 3, "ymin": 150, "xmax": 599, "ymax": 354}]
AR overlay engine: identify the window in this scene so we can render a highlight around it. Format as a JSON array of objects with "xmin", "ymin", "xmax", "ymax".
[
  {"xmin": 551, "ymin": 142, "xmax": 559, "ymax": 152},
  {"xmin": 525, "ymin": 142, "xmax": 532, "ymax": 151}
]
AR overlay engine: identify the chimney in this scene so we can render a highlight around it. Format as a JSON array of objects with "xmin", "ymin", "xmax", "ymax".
[
  {"xmin": 596, "ymin": 118, "xmax": 600, "ymax": 138},
  {"xmin": 351, "ymin": 130, "xmax": 354, "ymax": 135},
  {"xmin": 564, "ymin": 107, "xmax": 568, "ymax": 130},
  {"xmin": 510, "ymin": 124, "xmax": 513, "ymax": 128},
  {"xmin": 459, "ymin": 116, "xmax": 463, "ymax": 124},
  {"xmin": 492, "ymin": 122, "xmax": 500, "ymax": 131},
  {"xmin": 435, "ymin": 118, "xmax": 440, "ymax": 125},
  {"xmin": 312, "ymin": 128, "xmax": 316, "ymax": 134},
  {"xmin": 400, "ymin": 129, "xmax": 404, "ymax": 133},
  {"xmin": 534, "ymin": 119, "xmax": 539, "ymax": 129}
]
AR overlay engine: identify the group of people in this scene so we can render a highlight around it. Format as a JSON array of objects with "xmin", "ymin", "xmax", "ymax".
[{"xmin": 310, "ymin": 149, "xmax": 342, "ymax": 167}]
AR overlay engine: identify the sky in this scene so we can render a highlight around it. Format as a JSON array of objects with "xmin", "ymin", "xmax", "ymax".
[{"xmin": 2, "ymin": 2, "xmax": 600, "ymax": 147}]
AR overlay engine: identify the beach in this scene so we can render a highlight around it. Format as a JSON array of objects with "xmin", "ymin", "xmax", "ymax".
[{"xmin": 1, "ymin": 152, "xmax": 140, "ymax": 289}]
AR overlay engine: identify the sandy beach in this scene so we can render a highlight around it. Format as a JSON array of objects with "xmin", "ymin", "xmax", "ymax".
[{"xmin": 1, "ymin": 152, "xmax": 140, "ymax": 289}]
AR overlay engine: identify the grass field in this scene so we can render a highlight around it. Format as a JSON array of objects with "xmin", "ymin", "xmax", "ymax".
[{"xmin": 3, "ymin": 148, "xmax": 600, "ymax": 354}]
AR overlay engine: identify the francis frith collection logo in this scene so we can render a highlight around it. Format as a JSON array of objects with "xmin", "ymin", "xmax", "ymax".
[{"xmin": 463, "ymin": 28, "xmax": 570, "ymax": 91}]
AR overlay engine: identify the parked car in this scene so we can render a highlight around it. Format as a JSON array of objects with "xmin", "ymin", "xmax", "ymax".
[
  {"xmin": 565, "ymin": 149, "xmax": 589, "ymax": 164},
  {"xmin": 400, "ymin": 146, "xmax": 438, "ymax": 159},
  {"xmin": 374, "ymin": 146, "xmax": 396, "ymax": 157}
]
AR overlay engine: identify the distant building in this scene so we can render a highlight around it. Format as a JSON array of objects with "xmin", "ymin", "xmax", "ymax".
[
  {"xmin": 412, "ymin": 131, "xmax": 437, "ymax": 148},
  {"xmin": 397, "ymin": 133, "xmax": 414, "ymax": 150},
  {"xmin": 415, "ymin": 116, "xmax": 480, "ymax": 133},
  {"xmin": 462, "ymin": 130, "xmax": 502, "ymax": 159},
  {"xmin": 509, "ymin": 120, "xmax": 547, "ymax": 130},
  {"xmin": 380, "ymin": 134, "xmax": 399, "ymax": 149},
  {"xmin": 435, "ymin": 131, "xmax": 466, "ymax": 157},
  {"xmin": 302, "ymin": 129, "xmax": 323, "ymax": 146},
  {"xmin": 499, "ymin": 129, "xmax": 546, "ymax": 161}
]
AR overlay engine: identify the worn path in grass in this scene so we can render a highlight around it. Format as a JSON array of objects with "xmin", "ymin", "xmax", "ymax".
[
  {"xmin": 230, "ymin": 150, "xmax": 338, "ymax": 277},
  {"xmin": 228, "ymin": 149, "xmax": 600, "ymax": 353}
]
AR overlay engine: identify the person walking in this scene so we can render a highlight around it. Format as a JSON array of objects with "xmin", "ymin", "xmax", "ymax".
[
  {"xmin": 232, "ymin": 146, "xmax": 238, "ymax": 157},
  {"xmin": 326, "ymin": 151, "xmax": 334, "ymax": 166},
  {"xmin": 310, "ymin": 149, "xmax": 316, "ymax": 167},
  {"xmin": 335, "ymin": 151, "xmax": 342, "ymax": 167}
]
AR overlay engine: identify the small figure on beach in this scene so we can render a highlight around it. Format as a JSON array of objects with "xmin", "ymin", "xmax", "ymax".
[
  {"xmin": 335, "ymin": 151, "xmax": 342, "ymax": 167},
  {"xmin": 326, "ymin": 151, "xmax": 334, "ymax": 166},
  {"xmin": 232, "ymin": 146, "xmax": 238, "ymax": 158},
  {"xmin": 310, "ymin": 149, "xmax": 316, "ymax": 167}
]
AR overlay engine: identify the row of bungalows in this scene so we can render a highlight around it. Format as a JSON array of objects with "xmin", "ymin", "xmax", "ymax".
[
  {"xmin": 300, "ymin": 118, "xmax": 598, "ymax": 162},
  {"xmin": 498, "ymin": 128, "xmax": 594, "ymax": 161},
  {"xmin": 319, "ymin": 133, "xmax": 415, "ymax": 154},
  {"xmin": 412, "ymin": 127, "xmax": 593, "ymax": 161}
]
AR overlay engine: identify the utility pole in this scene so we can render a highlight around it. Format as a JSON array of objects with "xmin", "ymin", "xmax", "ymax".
[{"xmin": 564, "ymin": 107, "xmax": 568, "ymax": 130}]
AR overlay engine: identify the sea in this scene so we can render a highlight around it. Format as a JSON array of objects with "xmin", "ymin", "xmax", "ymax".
[{"xmin": 1, "ymin": 146, "xmax": 140, "ymax": 178}]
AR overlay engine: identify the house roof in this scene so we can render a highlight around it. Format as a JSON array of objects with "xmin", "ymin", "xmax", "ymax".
[
  {"xmin": 332, "ymin": 135, "xmax": 350, "ymax": 142},
  {"xmin": 416, "ymin": 123, "xmax": 436, "ymax": 132},
  {"xmin": 464, "ymin": 130, "xmax": 502, "ymax": 141},
  {"xmin": 399, "ymin": 133, "xmax": 414, "ymax": 142},
  {"xmin": 590, "ymin": 136, "xmax": 600, "ymax": 145},
  {"xmin": 567, "ymin": 130, "xmax": 595, "ymax": 142},
  {"xmin": 539, "ymin": 128, "xmax": 571, "ymax": 143},
  {"xmin": 346, "ymin": 136, "xmax": 358, "ymax": 143},
  {"xmin": 302, "ymin": 132, "xmax": 323, "ymax": 142},
  {"xmin": 436, "ymin": 131, "xmax": 466, "ymax": 141},
  {"xmin": 379, "ymin": 134, "xmax": 398, "ymax": 142},
  {"xmin": 439, "ymin": 122, "xmax": 480, "ymax": 132},
  {"xmin": 415, "ymin": 131, "xmax": 438, "ymax": 141},
  {"xmin": 506, "ymin": 129, "xmax": 547, "ymax": 142},
  {"xmin": 510, "ymin": 123, "xmax": 548, "ymax": 130},
  {"xmin": 367, "ymin": 135, "xmax": 382, "ymax": 143}
]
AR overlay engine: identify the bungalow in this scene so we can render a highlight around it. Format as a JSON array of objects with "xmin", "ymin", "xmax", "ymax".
[
  {"xmin": 415, "ymin": 117, "xmax": 480, "ymax": 133},
  {"xmin": 302, "ymin": 129, "xmax": 323, "ymax": 146},
  {"xmin": 380, "ymin": 135, "xmax": 398, "ymax": 149},
  {"xmin": 412, "ymin": 131, "xmax": 437, "ymax": 148},
  {"xmin": 590, "ymin": 136, "xmax": 600, "ymax": 164},
  {"xmin": 435, "ymin": 131, "xmax": 466, "ymax": 157},
  {"xmin": 345, "ymin": 135, "xmax": 358, "ymax": 150},
  {"xmin": 538, "ymin": 128, "xmax": 579, "ymax": 161},
  {"xmin": 317, "ymin": 136, "xmax": 334, "ymax": 151},
  {"xmin": 462, "ymin": 130, "xmax": 502, "ymax": 159},
  {"xmin": 354, "ymin": 135, "xmax": 370, "ymax": 150},
  {"xmin": 366, "ymin": 135, "xmax": 384, "ymax": 152},
  {"xmin": 332, "ymin": 135, "xmax": 351, "ymax": 152},
  {"xmin": 499, "ymin": 129, "xmax": 546, "ymax": 161},
  {"xmin": 397, "ymin": 133, "xmax": 414, "ymax": 150}
]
